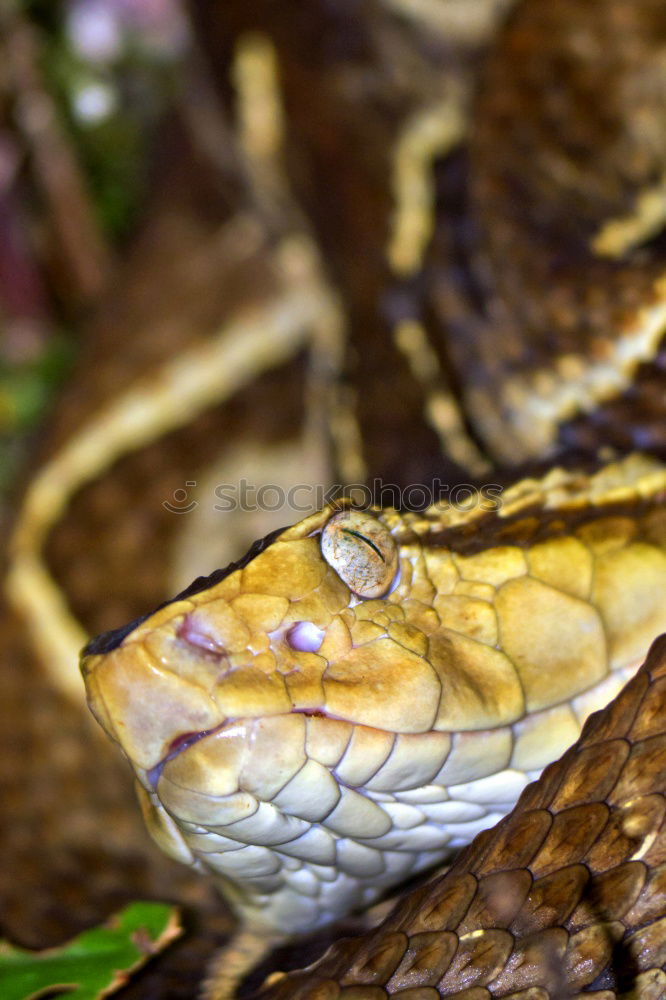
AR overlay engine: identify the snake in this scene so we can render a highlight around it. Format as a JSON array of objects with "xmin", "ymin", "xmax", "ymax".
[
  {"xmin": 80, "ymin": 458, "xmax": 666, "ymax": 937},
  {"xmin": 5, "ymin": 0, "xmax": 666, "ymax": 997},
  {"xmin": 81, "ymin": 457, "xmax": 666, "ymax": 998}
]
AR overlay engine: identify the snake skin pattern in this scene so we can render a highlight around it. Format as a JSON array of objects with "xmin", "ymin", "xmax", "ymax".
[
  {"xmin": 5, "ymin": 0, "xmax": 666, "ymax": 997},
  {"xmin": 81, "ymin": 457, "xmax": 666, "ymax": 940},
  {"xmin": 254, "ymin": 633, "xmax": 666, "ymax": 999},
  {"xmin": 79, "ymin": 0, "xmax": 666, "ymax": 995}
]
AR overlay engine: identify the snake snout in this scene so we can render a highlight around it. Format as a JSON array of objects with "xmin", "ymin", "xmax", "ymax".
[
  {"xmin": 80, "ymin": 626, "xmax": 223, "ymax": 772},
  {"xmin": 80, "ymin": 590, "xmax": 297, "ymax": 775}
]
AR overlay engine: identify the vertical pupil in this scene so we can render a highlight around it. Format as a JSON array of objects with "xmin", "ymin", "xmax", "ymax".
[{"xmin": 341, "ymin": 529, "xmax": 386, "ymax": 562}]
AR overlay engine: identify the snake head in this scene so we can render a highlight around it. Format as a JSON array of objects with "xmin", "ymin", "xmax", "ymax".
[
  {"xmin": 80, "ymin": 496, "xmax": 529, "ymax": 930},
  {"xmin": 80, "ymin": 459, "xmax": 666, "ymax": 931},
  {"xmin": 80, "ymin": 501, "xmax": 445, "ymax": 776},
  {"xmin": 80, "ymin": 500, "xmax": 469, "ymax": 929}
]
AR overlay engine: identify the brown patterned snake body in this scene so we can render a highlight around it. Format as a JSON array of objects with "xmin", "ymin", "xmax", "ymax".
[
  {"xmin": 7, "ymin": 0, "xmax": 666, "ymax": 996},
  {"xmin": 255, "ymin": 633, "xmax": 666, "ymax": 999}
]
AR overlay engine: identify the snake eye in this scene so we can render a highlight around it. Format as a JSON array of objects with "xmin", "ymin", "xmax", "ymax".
[{"xmin": 321, "ymin": 510, "xmax": 398, "ymax": 598}]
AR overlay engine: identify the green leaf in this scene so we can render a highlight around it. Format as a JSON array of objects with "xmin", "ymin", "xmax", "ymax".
[{"xmin": 0, "ymin": 903, "xmax": 181, "ymax": 1000}]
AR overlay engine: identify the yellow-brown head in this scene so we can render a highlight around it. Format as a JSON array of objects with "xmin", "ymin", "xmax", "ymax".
[{"xmin": 81, "ymin": 459, "xmax": 666, "ymax": 931}]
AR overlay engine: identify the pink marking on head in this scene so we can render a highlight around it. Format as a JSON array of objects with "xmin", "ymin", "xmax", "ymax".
[
  {"xmin": 286, "ymin": 621, "xmax": 325, "ymax": 653},
  {"xmin": 178, "ymin": 613, "xmax": 226, "ymax": 654}
]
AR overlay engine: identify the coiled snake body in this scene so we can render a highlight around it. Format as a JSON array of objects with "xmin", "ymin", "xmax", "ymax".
[{"xmin": 8, "ymin": 0, "xmax": 666, "ymax": 996}]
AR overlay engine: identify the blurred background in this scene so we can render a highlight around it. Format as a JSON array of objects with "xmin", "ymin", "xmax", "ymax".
[
  {"xmin": 0, "ymin": 3, "xmax": 510, "ymax": 995},
  {"xmin": 0, "ymin": 6, "xmax": 233, "ymax": 994},
  {"xmin": 0, "ymin": 0, "xmax": 188, "ymax": 504}
]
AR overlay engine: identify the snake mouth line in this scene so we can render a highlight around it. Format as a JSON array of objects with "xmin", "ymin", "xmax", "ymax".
[
  {"xmin": 144, "ymin": 704, "xmax": 379, "ymax": 791},
  {"xmin": 145, "ymin": 708, "xmax": 337, "ymax": 790},
  {"xmin": 142, "ymin": 652, "xmax": 646, "ymax": 792},
  {"xmin": 146, "ymin": 724, "xmax": 225, "ymax": 788}
]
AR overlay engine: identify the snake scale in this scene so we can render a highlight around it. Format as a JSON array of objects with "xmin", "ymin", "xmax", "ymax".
[
  {"xmin": 4, "ymin": 0, "xmax": 666, "ymax": 997},
  {"xmin": 255, "ymin": 632, "xmax": 666, "ymax": 999},
  {"xmin": 81, "ymin": 460, "xmax": 666, "ymax": 998}
]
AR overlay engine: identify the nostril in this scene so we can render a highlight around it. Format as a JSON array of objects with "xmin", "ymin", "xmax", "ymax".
[
  {"xmin": 178, "ymin": 613, "xmax": 226, "ymax": 655},
  {"xmin": 286, "ymin": 621, "xmax": 325, "ymax": 653}
]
